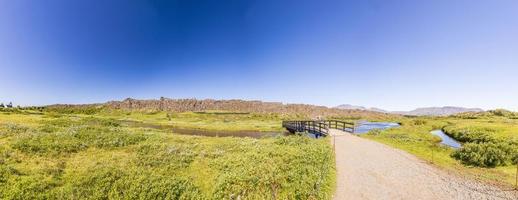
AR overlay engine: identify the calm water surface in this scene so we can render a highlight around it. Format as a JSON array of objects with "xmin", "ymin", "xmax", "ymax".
[
  {"xmin": 430, "ymin": 130, "xmax": 462, "ymax": 149},
  {"xmin": 354, "ymin": 122, "xmax": 400, "ymax": 134}
]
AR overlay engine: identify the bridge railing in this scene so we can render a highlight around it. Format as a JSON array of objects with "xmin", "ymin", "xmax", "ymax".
[
  {"xmin": 324, "ymin": 120, "xmax": 355, "ymax": 133},
  {"xmin": 282, "ymin": 120, "xmax": 355, "ymax": 137},
  {"xmin": 282, "ymin": 121, "xmax": 329, "ymax": 137}
]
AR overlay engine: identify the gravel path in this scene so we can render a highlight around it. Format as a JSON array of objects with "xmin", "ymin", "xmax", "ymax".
[{"xmin": 330, "ymin": 129, "xmax": 517, "ymax": 200}]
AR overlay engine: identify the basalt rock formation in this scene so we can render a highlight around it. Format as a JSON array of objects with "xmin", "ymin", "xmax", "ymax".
[{"xmin": 104, "ymin": 98, "xmax": 394, "ymax": 119}]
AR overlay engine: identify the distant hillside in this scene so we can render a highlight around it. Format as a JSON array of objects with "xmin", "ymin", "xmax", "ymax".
[
  {"xmin": 393, "ymin": 106, "xmax": 484, "ymax": 116},
  {"xmin": 335, "ymin": 104, "xmax": 484, "ymax": 116},
  {"xmin": 453, "ymin": 109, "xmax": 518, "ymax": 119},
  {"xmin": 99, "ymin": 98, "xmax": 397, "ymax": 119},
  {"xmin": 335, "ymin": 104, "xmax": 388, "ymax": 113}
]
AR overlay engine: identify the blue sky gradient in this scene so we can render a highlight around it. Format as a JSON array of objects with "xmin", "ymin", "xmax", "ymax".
[{"xmin": 1, "ymin": 0, "xmax": 518, "ymax": 111}]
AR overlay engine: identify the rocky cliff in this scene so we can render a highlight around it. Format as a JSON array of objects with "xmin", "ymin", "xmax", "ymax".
[{"xmin": 105, "ymin": 98, "xmax": 394, "ymax": 119}]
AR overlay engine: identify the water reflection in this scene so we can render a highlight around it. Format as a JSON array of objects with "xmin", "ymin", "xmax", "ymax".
[
  {"xmin": 354, "ymin": 122, "xmax": 400, "ymax": 134},
  {"xmin": 430, "ymin": 130, "xmax": 462, "ymax": 149}
]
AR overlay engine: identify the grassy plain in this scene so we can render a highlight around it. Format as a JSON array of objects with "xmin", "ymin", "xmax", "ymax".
[
  {"xmin": 0, "ymin": 108, "xmax": 335, "ymax": 199},
  {"xmin": 2, "ymin": 105, "xmax": 517, "ymax": 198},
  {"xmin": 108, "ymin": 110, "xmax": 284, "ymax": 132}
]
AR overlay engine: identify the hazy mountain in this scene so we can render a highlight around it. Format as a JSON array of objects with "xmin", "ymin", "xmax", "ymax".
[
  {"xmin": 335, "ymin": 104, "xmax": 367, "ymax": 110},
  {"xmin": 392, "ymin": 106, "xmax": 484, "ymax": 116},
  {"xmin": 335, "ymin": 104, "xmax": 389, "ymax": 113},
  {"xmin": 335, "ymin": 104, "xmax": 483, "ymax": 116},
  {"xmin": 369, "ymin": 107, "xmax": 390, "ymax": 113}
]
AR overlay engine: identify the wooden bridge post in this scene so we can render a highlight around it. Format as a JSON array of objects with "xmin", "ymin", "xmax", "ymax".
[{"xmin": 312, "ymin": 121, "xmax": 316, "ymax": 136}]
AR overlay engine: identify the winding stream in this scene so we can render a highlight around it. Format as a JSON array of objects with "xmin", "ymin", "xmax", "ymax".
[{"xmin": 430, "ymin": 130, "xmax": 462, "ymax": 149}]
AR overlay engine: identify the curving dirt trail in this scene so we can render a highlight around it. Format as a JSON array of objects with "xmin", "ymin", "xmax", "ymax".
[{"xmin": 330, "ymin": 129, "xmax": 517, "ymax": 200}]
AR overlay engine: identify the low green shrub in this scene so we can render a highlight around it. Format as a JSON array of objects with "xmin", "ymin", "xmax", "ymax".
[
  {"xmin": 14, "ymin": 124, "xmax": 147, "ymax": 155},
  {"xmin": 13, "ymin": 127, "xmax": 146, "ymax": 155},
  {"xmin": 367, "ymin": 129, "xmax": 382, "ymax": 136},
  {"xmin": 1, "ymin": 175, "xmax": 54, "ymax": 200},
  {"xmin": 0, "ymin": 146, "xmax": 16, "ymax": 165},
  {"xmin": 13, "ymin": 132, "xmax": 86, "ymax": 155},
  {"xmin": 109, "ymin": 172, "xmax": 204, "ymax": 199},
  {"xmin": 442, "ymin": 126, "xmax": 496, "ymax": 143},
  {"xmin": 48, "ymin": 166, "xmax": 204, "ymax": 199},
  {"xmin": 39, "ymin": 118, "xmax": 77, "ymax": 132},
  {"xmin": 451, "ymin": 142, "xmax": 516, "ymax": 167},
  {"xmin": 0, "ymin": 165, "xmax": 19, "ymax": 184},
  {"xmin": 489, "ymin": 109, "xmax": 516, "ymax": 118},
  {"xmin": 412, "ymin": 119, "xmax": 427, "ymax": 125},
  {"xmin": 387, "ymin": 134, "xmax": 416, "ymax": 142},
  {"xmin": 136, "ymin": 143, "xmax": 197, "ymax": 170},
  {"xmin": 274, "ymin": 135, "xmax": 310, "ymax": 146},
  {"xmin": 54, "ymin": 167, "xmax": 124, "ymax": 200},
  {"xmin": 44, "ymin": 112, "xmax": 63, "ymax": 118},
  {"xmin": 72, "ymin": 126, "xmax": 146, "ymax": 148},
  {"xmin": 0, "ymin": 123, "xmax": 29, "ymax": 137}
]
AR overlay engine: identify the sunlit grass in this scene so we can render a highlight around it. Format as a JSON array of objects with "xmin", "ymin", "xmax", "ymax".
[
  {"xmin": 74, "ymin": 110, "xmax": 285, "ymax": 132},
  {"xmin": 0, "ymin": 110, "xmax": 334, "ymax": 199}
]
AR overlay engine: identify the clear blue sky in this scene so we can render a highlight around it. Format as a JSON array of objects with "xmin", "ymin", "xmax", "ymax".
[{"xmin": 1, "ymin": 0, "xmax": 517, "ymax": 111}]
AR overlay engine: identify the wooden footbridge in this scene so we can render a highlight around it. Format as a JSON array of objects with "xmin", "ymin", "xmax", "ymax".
[{"xmin": 282, "ymin": 120, "xmax": 355, "ymax": 137}]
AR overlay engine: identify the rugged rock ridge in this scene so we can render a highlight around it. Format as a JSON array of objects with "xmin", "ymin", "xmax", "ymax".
[{"xmin": 106, "ymin": 98, "xmax": 393, "ymax": 118}]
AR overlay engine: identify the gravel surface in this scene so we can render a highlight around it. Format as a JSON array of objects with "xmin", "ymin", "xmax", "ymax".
[{"xmin": 330, "ymin": 129, "xmax": 518, "ymax": 200}]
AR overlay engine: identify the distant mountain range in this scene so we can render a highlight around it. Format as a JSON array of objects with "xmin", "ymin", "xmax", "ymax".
[
  {"xmin": 335, "ymin": 104, "xmax": 484, "ymax": 116},
  {"xmin": 335, "ymin": 104, "xmax": 389, "ymax": 113},
  {"xmin": 392, "ymin": 107, "xmax": 484, "ymax": 116}
]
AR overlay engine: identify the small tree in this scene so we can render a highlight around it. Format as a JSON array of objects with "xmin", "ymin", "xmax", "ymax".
[
  {"xmin": 6, "ymin": 102, "xmax": 13, "ymax": 108},
  {"xmin": 0, "ymin": 103, "xmax": 4, "ymax": 108}
]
